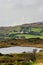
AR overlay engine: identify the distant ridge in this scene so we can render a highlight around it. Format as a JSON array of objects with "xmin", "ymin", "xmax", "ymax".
[
  {"xmin": 0, "ymin": 21, "xmax": 43, "ymax": 31},
  {"xmin": 35, "ymin": 21, "xmax": 43, "ymax": 24},
  {"xmin": 21, "ymin": 21, "xmax": 43, "ymax": 27}
]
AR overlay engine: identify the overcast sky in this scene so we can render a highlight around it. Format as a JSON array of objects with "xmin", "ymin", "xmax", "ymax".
[{"xmin": 0, "ymin": 0, "xmax": 43, "ymax": 26}]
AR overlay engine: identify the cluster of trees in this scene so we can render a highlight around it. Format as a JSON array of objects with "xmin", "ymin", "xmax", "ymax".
[{"xmin": 20, "ymin": 26, "xmax": 43, "ymax": 35}]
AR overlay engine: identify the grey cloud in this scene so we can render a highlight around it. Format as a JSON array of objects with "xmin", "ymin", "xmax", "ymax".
[{"xmin": 0, "ymin": 0, "xmax": 43, "ymax": 26}]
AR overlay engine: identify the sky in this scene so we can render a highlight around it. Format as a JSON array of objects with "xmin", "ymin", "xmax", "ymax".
[{"xmin": 0, "ymin": 0, "xmax": 43, "ymax": 26}]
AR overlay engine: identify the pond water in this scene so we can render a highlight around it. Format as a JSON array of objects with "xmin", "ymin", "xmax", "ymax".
[{"xmin": 0, "ymin": 46, "xmax": 43, "ymax": 54}]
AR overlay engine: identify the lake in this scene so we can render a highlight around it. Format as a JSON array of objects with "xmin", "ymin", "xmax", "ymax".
[{"xmin": 0, "ymin": 46, "xmax": 43, "ymax": 54}]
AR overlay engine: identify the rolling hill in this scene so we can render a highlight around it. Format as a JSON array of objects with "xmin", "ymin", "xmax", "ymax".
[{"xmin": 0, "ymin": 21, "xmax": 43, "ymax": 41}]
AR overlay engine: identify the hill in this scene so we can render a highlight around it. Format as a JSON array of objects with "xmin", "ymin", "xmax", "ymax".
[{"xmin": 0, "ymin": 21, "xmax": 43, "ymax": 41}]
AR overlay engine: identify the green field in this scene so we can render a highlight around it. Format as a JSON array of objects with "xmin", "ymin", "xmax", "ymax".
[
  {"xmin": 16, "ymin": 34, "xmax": 43, "ymax": 39},
  {"xmin": 0, "ymin": 26, "xmax": 43, "ymax": 41}
]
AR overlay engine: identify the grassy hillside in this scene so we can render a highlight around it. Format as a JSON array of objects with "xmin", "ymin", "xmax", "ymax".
[
  {"xmin": 0, "ymin": 22, "xmax": 43, "ymax": 41},
  {"xmin": 0, "ymin": 50, "xmax": 43, "ymax": 65}
]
